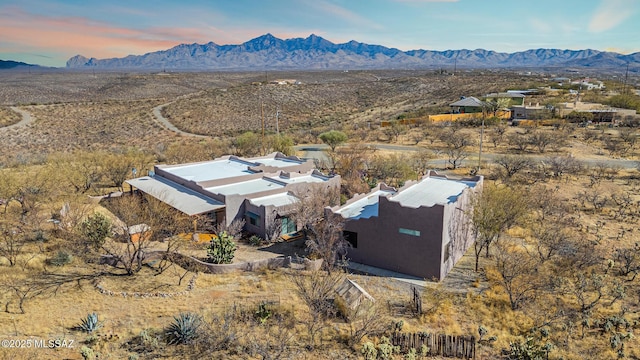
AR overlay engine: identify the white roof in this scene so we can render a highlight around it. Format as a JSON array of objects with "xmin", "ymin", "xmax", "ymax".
[
  {"xmin": 206, "ymin": 178, "xmax": 285, "ymax": 196},
  {"xmin": 253, "ymin": 157, "xmax": 305, "ymax": 168},
  {"xmin": 249, "ymin": 192, "xmax": 299, "ymax": 207},
  {"xmin": 270, "ymin": 173, "xmax": 329, "ymax": 184},
  {"xmin": 335, "ymin": 189, "xmax": 396, "ymax": 220},
  {"xmin": 161, "ymin": 158, "xmax": 255, "ymax": 182},
  {"xmin": 390, "ymin": 177, "xmax": 476, "ymax": 208},
  {"xmin": 126, "ymin": 176, "xmax": 224, "ymax": 216}
]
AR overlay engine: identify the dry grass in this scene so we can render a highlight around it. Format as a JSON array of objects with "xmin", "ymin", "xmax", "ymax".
[
  {"xmin": 0, "ymin": 106, "xmax": 21, "ymax": 127},
  {"xmin": 161, "ymin": 70, "xmax": 529, "ymax": 136},
  {"xmin": 0, "ymin": 70, "xmax": 639, "ymax": 359}
]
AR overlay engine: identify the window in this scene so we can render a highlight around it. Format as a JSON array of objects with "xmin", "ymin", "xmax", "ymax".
[
  {"xmin": 398, "ymin": 228, "xmax": 421, "ymax": 237},
  {"xmin": 343, "ymin": 231, "xmax": 358, "ymax": 248},
  {"xmin": 247, "ymin": 212, "xmax": 260, "ymax": 226},
  {"xmin": 280, "ymin": 217, "xmax": 296, "ymax": 235}
]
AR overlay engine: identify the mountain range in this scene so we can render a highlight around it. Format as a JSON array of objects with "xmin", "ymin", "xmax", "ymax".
[
  {"xmin": 0, "ymin": 59, "xmax": 39, "ymax": 69},
  {"xmin": 66, "ymin": 34, "xmax": 640, "ymax": 71}
]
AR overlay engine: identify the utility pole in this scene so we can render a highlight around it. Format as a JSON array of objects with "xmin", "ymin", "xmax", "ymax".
[
  {"xmin": 478, "ymin": 113, "xmax": 485, "ymax": 173},
  {"xmin": 623, "ymin": 63, "xmax": 629, "ymax": 94},
  {"xmin": 261, "ymin": 99, "xmax": 265, "ymax": 155},
  {"xmin": 275, "ymin": 105, "xmax": 280, "ymax": 135}
]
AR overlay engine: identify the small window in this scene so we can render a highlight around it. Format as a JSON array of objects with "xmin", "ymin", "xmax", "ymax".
[
  {"xmin": 398, "ymin": 228, "xmax": 421, "ymax": 237},
  {"xmin": 247, "ymin": 212, "xmax": 260, "ymax": 226},
  {"xmin": 343, "ymin": 231, "xmax": 358, "ymax": 248}
]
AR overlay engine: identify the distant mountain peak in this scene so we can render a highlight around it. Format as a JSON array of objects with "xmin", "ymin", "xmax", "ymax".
[{"xmin": 65, "ymin": 33, "xmax": 640, "ymax": 71}]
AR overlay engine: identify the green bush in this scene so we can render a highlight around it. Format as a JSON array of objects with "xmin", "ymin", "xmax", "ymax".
[
  {"xmin": 165, "ymin": 312, "xmax": 203, "ymax": 345},
  {"xmin": 206, "ymin": 231, "xmax": 236, "ymax": 264},
  {"xmin": 248, "ymin": 235, "xmax": 263, "ymax": 246},
  {"xmin": 47, "ymin": 250, "xmax": 73, "ymax": 266},
  {"xmin": 79, "ymin": 213, "xmax": 111, "ymax": 250}
]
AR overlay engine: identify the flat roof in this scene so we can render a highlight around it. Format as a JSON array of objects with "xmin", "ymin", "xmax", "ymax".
[
  {"xmin": 206, "ymin": 178, "xmax": 285, "ymax": 196},
  {"xmin": 335, "ymin": 189, "xmax": 396, "ymax": 220},
  {"xmin": 249, "ymin": 192, "xmax": 299, "ymax": 207},
  {"xmin": 126, "ymin": 176, "xmax": 225, "ymax": 216},
  {"xmin": 253, "ymin": 157, "xmax": 305, "ymax": 167},
  {"xmin": 390, "ymin": 177, "xmax": 476, "ymax": 208},
  {"xmin": 270, "ymin": 173, "xmax": 329, "ymax": 184},
  {"xmin": 161, "ymin": 158, "xmax": 255, "ymax": 182}
]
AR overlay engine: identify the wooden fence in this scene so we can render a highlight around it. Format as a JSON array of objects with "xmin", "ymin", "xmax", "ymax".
[{"xmin": 391, "ymin": 332, "xmax": 475, "ymax": 359}]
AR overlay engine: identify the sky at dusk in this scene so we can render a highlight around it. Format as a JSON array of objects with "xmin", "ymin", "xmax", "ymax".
[{"xmin": 1, "ymin": 0, "xmax": 639, "ymax": 67}]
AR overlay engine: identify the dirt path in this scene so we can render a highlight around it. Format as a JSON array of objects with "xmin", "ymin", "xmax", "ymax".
[
  {"xmin": 2, "ymin": 106, "xmax": 35, "ymax": 130},
  {"xmin": 152, "ymin": 102, "xmax": 208, "ymax": 138}
]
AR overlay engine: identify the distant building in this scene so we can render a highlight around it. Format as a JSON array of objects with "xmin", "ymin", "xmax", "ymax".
[
  {"xmin": 449, "ymin": 96, "xmax": 486, "ymax": 114},
  {"xmin": 484, "ymin": 92, "xmax": 525, "ymax": 106},
  {"xmin": 126, "ymin": 153, "xmax": 340, "ymax": 239},
  {"xmin": 571, "ymin": 78, "xmax": 605, "ymax": 90},
  {"xmin": 558, "ymin": 102, "xmax": 636, "ymax": 123},
  {"xmin": 511, "ymin": 103, "xmax": 551, "ymax": 121},
  {"xmin": 330, "ymin": 171, "xmax": 483, "ymax": 281}
]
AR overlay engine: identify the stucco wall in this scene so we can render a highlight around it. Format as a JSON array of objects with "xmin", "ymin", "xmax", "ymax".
[{"xmin": 345, "ymin": 197, "xmax": 446, "ymax": 280}]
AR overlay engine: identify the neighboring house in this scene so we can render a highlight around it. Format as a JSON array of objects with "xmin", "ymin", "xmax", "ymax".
[
  {"xmin": 484, "ymin": 92, "xmax": 525, "ymax": 106},
  {"xmin": 330, "ymin": 171, "xmax": 483, "ymax": 281},
  {"xmin": 511, "ymin": 103, "xmax": 552, "ymax": 121},
  {"xmin": 449, "ymin": 96, "xmax": 486, "ymax": 114},
  {"xmin": 571, "ymin": 78, "xmax": 605, "ymax": 90},
  {"xmin": 126, "ymin": 153, "xmax": 340, "ymax": 239},
  {"xmin": 557, "ymin": 101, "xmax": 636, "ymax": 123}
]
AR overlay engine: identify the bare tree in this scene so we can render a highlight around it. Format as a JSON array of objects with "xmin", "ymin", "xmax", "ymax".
[
  {"xmin": 493, "ymin": 241, "xmax": 540, "ymax": 310},
  {"xmin": 494, "ymin": 154, "xmax": 533, "ymax": 180},
  {"xmin": 290, "ymin": 270, "xmax": 344, "ymax": 349},
  {"xmin": 543, "ymin": 156, "xmax": 583, "ymax": 179},
  {"xmin": 408, "ymin": 149, "xmax": 434, "ymax": 178},
  {"xmin": 469, "ymin": 184, "xmax": 530, "ymax": 272},
  {"xmin": 439, "ymin": 129, "xmax": 472, "ymax": 169},
  {"xmin": 290, "ymin": 185, "xmax": 345, "ymax": 273},
  {"xmin": 489, "ymin": 123, "xmax": 507, "ymax": 148},
  {"xmin": 101, "ymin": 195, "xmax": 191, "ymax": 275},
  {"xmin": 345, "ymin": 301, "xmax": 389, "ymax": 346},
  {"xmin": 507, "ymin": 131, "xmax": 531, "ymax": 153},
  {"xmin": 529, "ymin": 130, "xmax": 560, "ymax": 153}
]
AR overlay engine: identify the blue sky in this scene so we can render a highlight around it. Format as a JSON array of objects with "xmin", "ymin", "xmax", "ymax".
[{"xmin": 1, "ymin": 0, "xmax": 638, "ymax": 67}]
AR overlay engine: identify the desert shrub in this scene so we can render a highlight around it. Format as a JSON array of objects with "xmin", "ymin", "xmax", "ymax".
[
  {"xmin": 248, "ymin": 235, "xmax": 263, "ymax": 246},
  {"xmin": 47, "ymin": 250, "xmax": 73, "ymax": 266},
  {"xmin": 77, "ymin": 313, "xmax": 103, "ymax": 333},
  {"xmin": 79, "ymin": 212, "xmax": 111, "ymax": 250},
  {"xmin": 126, "ymin": 328, "xmax": 163, "ymax": 354},
  {"xmin": 361, "ymin": 341, "xmax": 377, "ymax": 360},
  {"xmin": 254, "ymin": 302, "xmax": 272, "ymax": 324},
  {"xmin": 206, "ymin": 231, "xmax": 236, "ymax": 264},
  {"xmin": 165, "ymin": 312, "xmax": 203, "ymax": 345},
  {"xmin": 505, "ymin": 336, "xmax": 552, "ymax": 360},
  {"xmin": 80, "ymin": 346, "xmax": 95, "ymax": 360}
]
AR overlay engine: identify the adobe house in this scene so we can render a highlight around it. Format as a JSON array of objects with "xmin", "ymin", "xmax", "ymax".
[
  {"xmin": 126, "ymin": 153, "xmax": 340, "ymax": 239},
  {"xmin": 330, "ymin": 171, "xmax": 483, "ymax": 281}
]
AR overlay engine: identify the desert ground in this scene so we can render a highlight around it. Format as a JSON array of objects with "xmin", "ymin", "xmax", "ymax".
[{"xmin": 0, "ymin": 69, "xmax": 639, "ymax": 359}]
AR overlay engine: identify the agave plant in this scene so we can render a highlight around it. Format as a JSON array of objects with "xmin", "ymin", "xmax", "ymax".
[
  {"xmin": 78, "ymin": 313, "xmax": 103, "ymax": 333},
  {"xmin": 165, "ymin": 312, "xmax": 203, "ymax": 345}
]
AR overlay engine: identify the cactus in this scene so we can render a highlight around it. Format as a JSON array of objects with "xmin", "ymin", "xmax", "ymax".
[
  {"xmin": 165, "ymin": 312, "xmax": 203, "ymax": 345},
  {"xmin": 206, "ymin": 231, "xmax": 236, "ymax": 264},
  {"xmin": 78, "ymin": 313, "xmax": 103, "ymax": 333}
]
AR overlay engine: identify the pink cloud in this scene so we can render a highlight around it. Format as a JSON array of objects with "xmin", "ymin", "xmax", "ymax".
[
  {"xmin": 0, "ymin": 7, "xmax": 223, "ymax": 59},
  {"xmin": 304, "ymin": 0, "xmax": 384, "ymax": 30}
]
